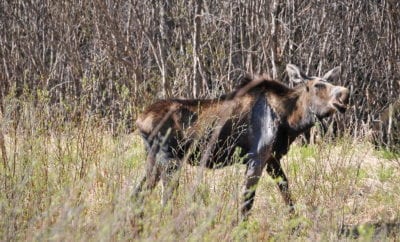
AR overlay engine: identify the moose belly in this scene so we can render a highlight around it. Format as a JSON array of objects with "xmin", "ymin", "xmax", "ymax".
[{"xmin": 185, "ymin": 130, "xmax": 249, "ymax": 169}]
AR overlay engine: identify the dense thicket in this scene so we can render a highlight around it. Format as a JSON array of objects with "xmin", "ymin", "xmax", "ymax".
[{"xmin": 0, "ymin": 0, "xmax": 399, "ymax": 146}]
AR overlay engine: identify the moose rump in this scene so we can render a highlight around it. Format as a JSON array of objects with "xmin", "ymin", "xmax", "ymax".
[{"xmin": 134, "ymin": 64, "xmax": 350, "ymax": 218}]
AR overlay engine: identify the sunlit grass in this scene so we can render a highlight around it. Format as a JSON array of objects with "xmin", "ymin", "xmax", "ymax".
[{"xmin": 1, "ymin": 105, "xmax": 400, "ymax": 240}]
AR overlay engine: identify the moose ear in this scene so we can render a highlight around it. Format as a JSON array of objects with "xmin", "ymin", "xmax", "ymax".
[
  {"xmin": 322, "ymin": 66, "xmax": 341, "ymax": 82},
  {"xmin": 286, "ymin": 64, "xmax": 306, "ymax": 84}
]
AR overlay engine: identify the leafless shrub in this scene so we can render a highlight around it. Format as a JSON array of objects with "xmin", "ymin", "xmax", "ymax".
[{"xmin": 0, "ymin": 0, "xmax": 399, "ymax": 141}]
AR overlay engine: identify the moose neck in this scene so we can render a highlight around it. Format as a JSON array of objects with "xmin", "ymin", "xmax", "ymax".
[
  {"xmin": 286, "ymin": 88, "xmax": 317, "ymax": 133},
  {"xmin": 260, "ymin": 79, "xmax": 320, "ymax": 134}
]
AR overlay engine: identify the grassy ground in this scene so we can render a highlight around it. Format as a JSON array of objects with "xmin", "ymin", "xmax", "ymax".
[{"xmin": 1, "ymin": 109, "xmax": 400, "ymax": 241}]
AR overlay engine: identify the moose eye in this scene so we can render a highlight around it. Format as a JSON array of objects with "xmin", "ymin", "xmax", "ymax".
[{"xmin": 314, "ymin": 83, "xmax": 326, "ymax": 90}]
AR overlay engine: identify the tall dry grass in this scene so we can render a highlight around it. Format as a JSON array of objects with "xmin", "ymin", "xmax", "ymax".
[{"xmin": 1, "ymin": 98, "xmax": 400, "ymax": 241}]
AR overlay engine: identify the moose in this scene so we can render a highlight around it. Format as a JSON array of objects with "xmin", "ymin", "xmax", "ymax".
[{"xmin": 134, "ymin": 64, "xmax": 350, "ymax": 218}]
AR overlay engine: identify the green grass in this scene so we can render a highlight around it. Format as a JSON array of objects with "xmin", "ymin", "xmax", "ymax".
[
  {"xmin": 375, "ymin": 148, "xmax": 400, "ymax": 161},
  {"xmin": 1, "ymin": 106, "xmax": 400, "ymax": 240}
]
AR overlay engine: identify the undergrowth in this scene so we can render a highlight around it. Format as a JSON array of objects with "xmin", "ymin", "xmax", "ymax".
[{"xmin": 1, "ymin": 102, "xmax": 400, "ymax": 241}]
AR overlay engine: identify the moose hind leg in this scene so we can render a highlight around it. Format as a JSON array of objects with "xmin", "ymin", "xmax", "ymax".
[
  {"xmin": 144, "ymin": 139, "xmax": 163, "ymax": 191},
  {"xmin": 131, "ymin": 142, "xmax": 161, "ymax": 219},
  {"xmin": 266, "ymin": 158, "xmax": 295, "ymax": 213},
  {"xmin": 154, "ymin": 134, "xmax": 181, "ymax": 206},
  {"xmin": 134, "ymin": 137, "xmax": 162, "ymax": 198},
  {"xmin": 160, "ymin": 159, "xmax": 180, "ymax": 206}
]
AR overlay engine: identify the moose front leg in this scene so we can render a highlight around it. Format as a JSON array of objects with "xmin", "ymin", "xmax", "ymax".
[
  {"xmin": 241, "ymin": 96, "xmax": 281, "ymax": 218},
  {"xmin": 241, "ymin": 158, "xmax": 267, "ymax": 219},
  {"xmin": 266, "ymin": 157, "xmax": 295, "ymax": 214}
]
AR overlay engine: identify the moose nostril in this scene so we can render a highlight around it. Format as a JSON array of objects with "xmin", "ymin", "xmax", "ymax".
[
  {"xmin": 340, "ymin": 89, "xmax": 350, "ymax": 104},
  {"xmin": 335, "ymin": 92, "xmax": 343, "ymax": 101},
  {"xmin": 334, "ymin": 87, "xmax": 349, "ymax": 104}
]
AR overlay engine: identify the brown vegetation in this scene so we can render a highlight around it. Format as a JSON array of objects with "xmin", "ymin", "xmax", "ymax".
[{"xmin": 1, "ymin": 0, "xmax": 399, "ymax": 144}]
